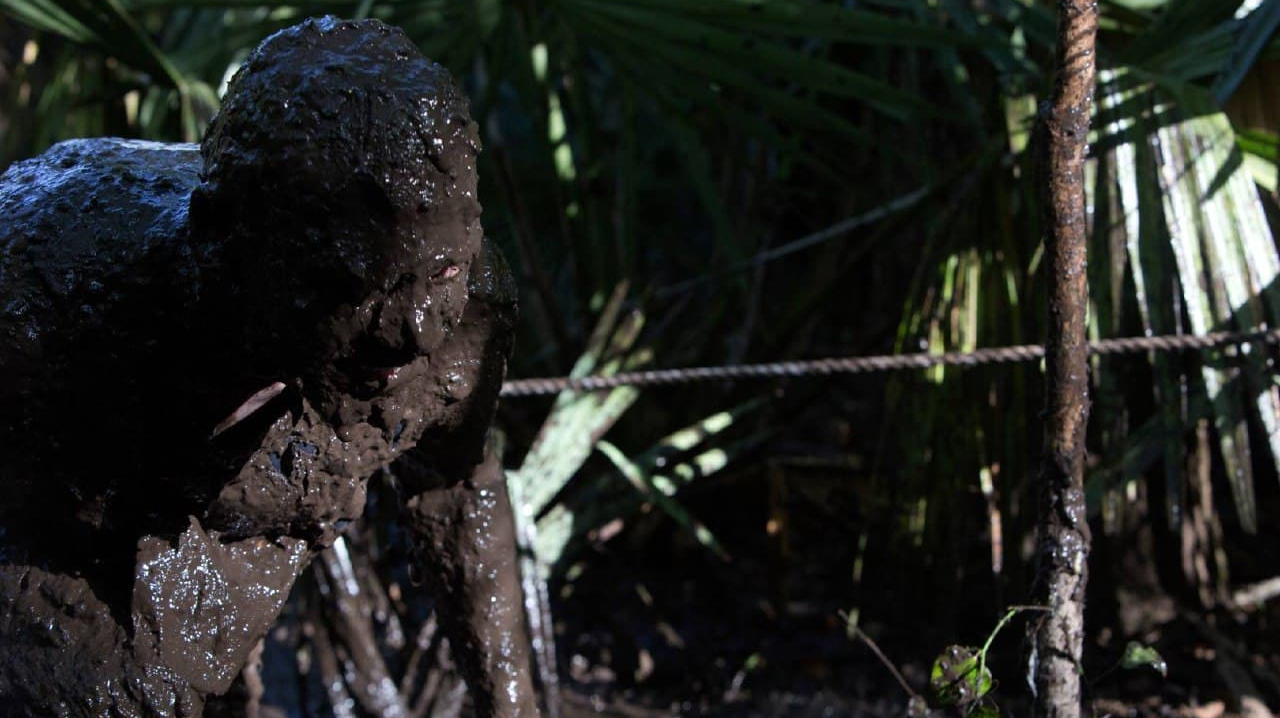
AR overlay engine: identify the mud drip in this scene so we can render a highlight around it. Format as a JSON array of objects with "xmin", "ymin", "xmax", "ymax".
[{"xmin": 0, "ymin": 17, "xmax": 532, "ymax": 718}]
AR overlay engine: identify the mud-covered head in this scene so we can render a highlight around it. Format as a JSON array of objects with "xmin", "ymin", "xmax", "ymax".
[{"xmin": 193, "ymin": 17, "xmax": 483, "ymax": 442}]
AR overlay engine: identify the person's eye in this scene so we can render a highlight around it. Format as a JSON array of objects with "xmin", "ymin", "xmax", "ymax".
[{"xmin": 431, "ymin": 264, "xmax": 460, "ymax": 282}]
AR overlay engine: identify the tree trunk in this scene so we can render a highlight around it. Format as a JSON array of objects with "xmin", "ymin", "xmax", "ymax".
[{"xmin": 1034, "ymin": 2, "xmax": 1099, "ymax": 718}]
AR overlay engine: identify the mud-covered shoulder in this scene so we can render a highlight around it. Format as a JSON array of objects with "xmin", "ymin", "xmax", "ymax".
[
  {"xmin": 0, "ymin": 138, "xmax": 200, "ymax": 254},
  {"xmin": 0, "ymin": 138, "xmax": 205, "ymax": 531},
  {"xmin": 0, "ymin": 138, "xmax": 203, "ymax": 391}
]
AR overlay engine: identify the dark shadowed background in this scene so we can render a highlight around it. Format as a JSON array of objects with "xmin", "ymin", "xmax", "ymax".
[{"xmin": 2, "ymin": 2, "xmax": 1280, "ymax": 716}]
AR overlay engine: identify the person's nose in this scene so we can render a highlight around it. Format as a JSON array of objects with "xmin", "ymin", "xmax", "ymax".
[{"xmin": 367, "ymin": 274, "xmax": 456, "ymax": 356}]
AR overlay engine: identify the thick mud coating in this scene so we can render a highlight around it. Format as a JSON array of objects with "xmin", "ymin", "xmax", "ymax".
[
  {"xmin": 0, "ymin": 17, "xmax": 537, "ymax": 718},
  {"xmin": 402, "ymin": 443, "xmax": 535, "ymax": 718}
]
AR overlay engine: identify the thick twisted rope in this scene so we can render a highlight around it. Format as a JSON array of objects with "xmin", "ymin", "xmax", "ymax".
[{"xmin": 499, "ymin": 328, "xmax": 1280, "ymax": 397}]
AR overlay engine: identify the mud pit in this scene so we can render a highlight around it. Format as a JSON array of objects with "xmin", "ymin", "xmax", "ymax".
[{"xmin": 0, "ymin": 18, "xmax": 538, "ymax": 718}]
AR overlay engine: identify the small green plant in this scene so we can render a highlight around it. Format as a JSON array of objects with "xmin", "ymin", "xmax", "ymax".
[
  {"xmin": 930, "ymin": 645, "xmax": 994, "ymax": 712},
  {"xmin": 854, "ymin": 607, "xmax": 1170, "ymax": 717},
  {"xmin": 849, "ymin": 605, "xmax": 1050, "ymax": 717},
  {"xmin": 928, "ymin": 606, "xmax": 1048, "ymax": 716},
  {"xmin": 1089, "ymin": 640, "xmax": 1168, "ymax": 686},
  {"xmin": 1119, "ymin": 641, "xmax": 1167, "ymax": 677}
]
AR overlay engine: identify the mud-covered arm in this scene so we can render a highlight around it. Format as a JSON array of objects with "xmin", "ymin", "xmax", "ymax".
[
  {"xmin": 403, "ymin": 439, "xmax": 540, "ymax": 718},
  {"xmin": 0, "ymin": 527, "xmax": 310, "ymax": 718},
  {"xmin": 392, "ymin": 240, "xmax": 542, "ymax": 718}
]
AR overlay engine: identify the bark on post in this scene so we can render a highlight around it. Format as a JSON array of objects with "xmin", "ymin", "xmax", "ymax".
[{"xmin": 1034, "ymin": 2, "xmax": 1098, "ymax": 718}]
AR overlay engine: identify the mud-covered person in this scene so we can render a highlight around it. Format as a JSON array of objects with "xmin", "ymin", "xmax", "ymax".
[{"xmin": 0, "ymin": 17, "xmax": 539, "ymax": 718}]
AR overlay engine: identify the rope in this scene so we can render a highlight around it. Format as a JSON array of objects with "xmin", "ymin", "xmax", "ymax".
[{"xmin": 498, "ymin": 328, "xmax": 1280, "ymax": 397}]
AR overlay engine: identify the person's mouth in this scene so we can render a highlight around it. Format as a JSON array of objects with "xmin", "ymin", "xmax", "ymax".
[{"xmin": 339, "ymin": 351, "xmax": 429, "ymax": 396}]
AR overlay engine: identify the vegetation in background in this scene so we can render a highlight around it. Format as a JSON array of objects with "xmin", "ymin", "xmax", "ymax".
[{"xmin": 3, "ymin": 0, "xmax": 1279, "ymax": 713}]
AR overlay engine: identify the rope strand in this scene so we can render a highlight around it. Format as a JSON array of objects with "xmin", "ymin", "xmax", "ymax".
[{"xmin": 499, "ymin": 328, "xmax": 1280, "ymax": 397}]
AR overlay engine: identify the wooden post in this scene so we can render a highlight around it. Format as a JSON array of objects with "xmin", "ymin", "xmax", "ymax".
[{"xmin": 1034, "ymin": 1, "xmax": 1099, "ymax": 717}]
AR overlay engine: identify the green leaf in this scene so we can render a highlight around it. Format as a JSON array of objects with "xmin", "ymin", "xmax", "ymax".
[
  {"xmin": 539, "ymin": 403, "xmax": 768, "ymax": 568},
  {"xmin": 508, "ymin": 288, "xmax": 649, "ymax": 527},
  {"xmin": 1121, "ymin": 641, "xmax": 1168, "ymax": 676},
  {"xmin": 1123, "ymin": 0, "xmax": 1242, "ymax": 64},
  {"xmin": 596, "ymin": 440, "xmax": 731, "ymax": 560},
  {"xmin": 1237, "ymin": 128, "xmax": 1279, "ymax": 162},
  {"xmin": 567, "ymin": 7, "xmax": 877, "ymax": 140},
  {"xmin": 930, "ymin": 645, "xmax": 993, "ymax": 706},
  {"xmin": 592, "ymin": 32, "xmax": 844, "ymax": 176},
  {"xmin": 1237, "ymin": 129, "xmax": 1279, "ymax": 191},
  {"xmin": 1211, "ymin": 0, "xmax": 1280, "ymax": 103},
  {"xmin": 968, "ymin": 703, "xmax": 1002, "ymax": 718},
  {"xmin": 1150, "ymin": 109, "xmax": 1280, "ymax": 533},
  {"xmin": 571, "ymin": 0, "xmax": 934, "ymax": 122},
  {"xmin": 1104, "ymin": 0, "xmax": 1173, "ymax": 9},
  {"xmin": 0, "ymin": 0, "xmax": 96, "ymax": 43},
  {"xmin": 576, "ymin": 0, "xmax": 989, "ymax": 48}
]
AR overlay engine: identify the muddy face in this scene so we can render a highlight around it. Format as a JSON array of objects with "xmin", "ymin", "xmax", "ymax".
[
  {"xmin": 0, "ymin": 20, "xmax": 488, "ymax": 551},
  {"xmin": 193, "ymin": 17, "xmax": 483, "ymax": 463}
]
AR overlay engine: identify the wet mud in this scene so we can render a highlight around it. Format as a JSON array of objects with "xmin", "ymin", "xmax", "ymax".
[{"xmin": 0, "ymin": 17, "xmax": 536, "ymax": 718}]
